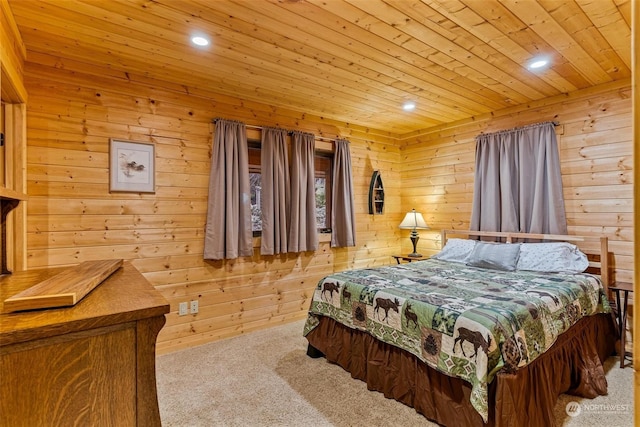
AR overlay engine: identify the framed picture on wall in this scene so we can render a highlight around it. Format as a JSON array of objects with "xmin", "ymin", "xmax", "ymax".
[{"xmin": 109, "ymin": 139, "xmax": 155, "ymax": 193}]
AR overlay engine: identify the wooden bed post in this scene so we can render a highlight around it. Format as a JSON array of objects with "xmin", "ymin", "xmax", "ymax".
[{"xmin": 600, "ymin": 236, "xmax": 609, "ymax": 296}]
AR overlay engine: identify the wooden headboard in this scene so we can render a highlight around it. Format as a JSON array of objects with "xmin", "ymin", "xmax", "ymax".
[{"xmin": 440, "ymin": 230, "xmax": 610, "ymax": 294}]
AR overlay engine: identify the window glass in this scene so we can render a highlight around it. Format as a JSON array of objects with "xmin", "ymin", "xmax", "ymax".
[
  {"xmin": 248, "ymin": 143, "xmax": 262, "ymax": 236},
  {"xmin": 249, "ymin": 171, "xmax": 262, "ymax": 232},
  {"xmin": 315, "ymin": 177, "xmax": 326, "ymax": 228},
  {"xmin": 315, "ymin": 154, "xmax": 332, "ymax": 232}
]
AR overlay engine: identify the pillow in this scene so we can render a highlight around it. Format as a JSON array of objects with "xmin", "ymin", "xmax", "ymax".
[
  {"xmin": 516, "ymin": 242, "xmax": 589, "ymax": 273},
  {"xmin": 466, "ymin": 241, "xmax": 521, "ymax": 271},
  {"xmin": 432, "ymin": 238, "xmax": 477, "ymax": 263}
]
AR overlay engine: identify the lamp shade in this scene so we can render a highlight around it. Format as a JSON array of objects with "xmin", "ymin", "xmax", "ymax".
[{"xmin": 399, "ymin": 209, "xmax": 429, "ymax": 229}]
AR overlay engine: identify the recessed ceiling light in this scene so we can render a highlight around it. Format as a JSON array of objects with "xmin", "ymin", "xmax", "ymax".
[
  {"xmin": 403, "ymin": 102, "xmax": 416, "ymax": 111},
  {"xmin": 191, "ymin": 35, "xmax": 210, "ymax": 47},
  {"xmin": 528, "ymin": 58, "xmax": 549, "ymax": 70}
]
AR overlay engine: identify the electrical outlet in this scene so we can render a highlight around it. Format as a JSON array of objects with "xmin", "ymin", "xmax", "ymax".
[
  {"xmin": 178, "ymin": 301, "xmax": 188, "ymax": 316},
  {"xmin": 190, "ymin": 300, "xmax": 199, "ymax": 314}
]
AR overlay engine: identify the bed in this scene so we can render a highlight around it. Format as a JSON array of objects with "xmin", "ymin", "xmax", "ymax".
[{"xmin": 303, "ymin": 230, "xmax": 616, "ymax": 427}]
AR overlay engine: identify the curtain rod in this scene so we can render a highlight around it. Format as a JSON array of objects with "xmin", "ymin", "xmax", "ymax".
[
  {"xmin": 478, "ymin": 120, "xmax": 560, "ymax": 137},
  {"xmin": 213, "ymin": 119, "xmax": 352, "ymax": 143},
  {"xmin": 244, "ymin": 123, "xmax": 344, "ymax": 143}
]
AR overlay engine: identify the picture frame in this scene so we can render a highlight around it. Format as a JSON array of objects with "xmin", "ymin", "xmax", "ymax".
[{"xmin": 109, "ymin": 139, "xmax": 155, "ymax": 193}]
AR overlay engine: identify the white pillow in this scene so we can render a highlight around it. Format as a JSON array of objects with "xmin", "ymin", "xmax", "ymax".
[
  {"xmin": 466, "ymin": 241, "xmax": 521, "ymax": 271},
  {"xmin": 432, "ymin": 238, "xmax": 477, "ymax": 263},
  {"xmin": 516, "ymin": 242, "xmax": 589, "ymax": 273}
]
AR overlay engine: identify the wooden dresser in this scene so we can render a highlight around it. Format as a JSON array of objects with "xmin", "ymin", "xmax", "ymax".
[{"xmin": 0, "ymin": 262, "xmax": 169, "ymax": 426}]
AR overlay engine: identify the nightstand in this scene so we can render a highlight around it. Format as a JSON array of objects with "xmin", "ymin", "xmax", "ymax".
[
  {"xmin": 609, "ymin": 281, "xmax": 633, "ymax": 368},
  {"xmin": 392, "ymin": 255, "xmax": 430, "ymax": 264}
]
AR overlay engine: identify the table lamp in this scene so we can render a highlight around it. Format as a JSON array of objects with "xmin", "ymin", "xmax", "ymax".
[{"xmin": 399, "ymin": 209, "xmax": 429, "ymax": 257}]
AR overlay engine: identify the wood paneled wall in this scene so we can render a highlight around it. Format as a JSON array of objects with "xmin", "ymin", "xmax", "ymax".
[
  {"xmin": 399, "ymin": 81, "xmax": 634, "ymax": 283},
  {"xmin": 23, "ymin": 54, "xmax": 402, "ymax": 353},
  {"xmin": 1, "ymin": 0, "xmax": 28, "ymax": 273},
  {"xmin": 0, "ymin": 0, "xmax": 27, "ymax": 102}
]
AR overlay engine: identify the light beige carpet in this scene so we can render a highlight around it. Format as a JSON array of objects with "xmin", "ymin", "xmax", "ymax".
[{"xmin": 156, "ymin": 319, "xmax": 633, "ymax": 426}]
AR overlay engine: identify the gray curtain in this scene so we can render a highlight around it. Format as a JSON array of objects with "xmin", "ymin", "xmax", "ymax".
[
  {"xmin": 331, "ymin": 139, "xmax": 356, "ymax": 247},
  {"xmin": 470, "ymin": 121, "xmax": 567, "ymax": 234},
  {"xmin": 289, "ymin": 131, "xmax": 318, "ymax": 252},
  {"xmin": 260, "ymin": 127, "xmax": 290, "ymax": 255},
  {"xmin": 204, "ymin": 119, "xmax": 253, "ymax": 260}
]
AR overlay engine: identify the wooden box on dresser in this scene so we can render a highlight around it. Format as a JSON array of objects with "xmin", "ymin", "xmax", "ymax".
[{"xmin": 0, "ymin": 262, "xmax": 170, "ymax": 426}]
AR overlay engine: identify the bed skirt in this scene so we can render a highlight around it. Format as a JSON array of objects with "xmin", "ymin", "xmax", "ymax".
[{"xmin": 305, "ymin": 313, "xmax": 616, "ymax": 427}]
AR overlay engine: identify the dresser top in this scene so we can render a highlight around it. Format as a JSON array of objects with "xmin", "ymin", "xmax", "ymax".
[{"xmin": 1, "ymin": 262, "xmax": 169, "ymax": 346}]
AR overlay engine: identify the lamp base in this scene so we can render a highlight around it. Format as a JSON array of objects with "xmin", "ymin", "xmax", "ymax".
[{"xmin": 408, "ymin": 232, "xmax": 421, "ymax": 258}]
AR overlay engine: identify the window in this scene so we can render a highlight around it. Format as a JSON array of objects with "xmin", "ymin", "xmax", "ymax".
[
  {"xmin": 248, "ymin": 141, "xmax": 333, "ymax": 235},
  {"xmin": 315, "ymin": 154, "xmax": 332, "ymax": 232},
  {"xmin": 248, "ymin": 142, "xmax": 262, "ymax": 235}
]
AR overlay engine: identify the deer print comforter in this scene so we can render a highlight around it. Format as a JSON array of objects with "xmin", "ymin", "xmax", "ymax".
[{"xmin": 303, "ymin": 258, "xmax": 610, "ymax": 422}]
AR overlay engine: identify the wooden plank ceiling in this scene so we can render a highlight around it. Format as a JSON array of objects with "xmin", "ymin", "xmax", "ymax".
[{"xmin": 7, "ymin": 0, "xmax": 632, "ymax": 134}]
